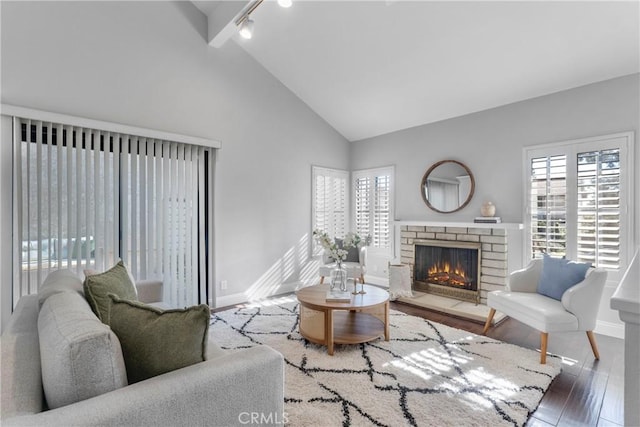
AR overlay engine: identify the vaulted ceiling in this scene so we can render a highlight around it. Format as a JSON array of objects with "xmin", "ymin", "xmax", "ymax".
[{"xmin": 193, "ymin": 1, "xmax": 640, "ymax": 142}]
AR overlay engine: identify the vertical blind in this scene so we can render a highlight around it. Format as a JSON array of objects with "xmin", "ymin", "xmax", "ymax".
[{"xmin": 13, "ymin": 117, "xmax": 213, "ymax": 308}]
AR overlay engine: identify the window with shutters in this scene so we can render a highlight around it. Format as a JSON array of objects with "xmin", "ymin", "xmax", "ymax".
[
  {"xmin": 353, "ymin": 166, "xmax": 394, "ymax": 253},
  {"xmin": 312, "ymin": 166, "xmax": 348, "ymax": 244},
  {"xmin": 525, "ymin": 132, "xmax": 633, "ymax": 278}
]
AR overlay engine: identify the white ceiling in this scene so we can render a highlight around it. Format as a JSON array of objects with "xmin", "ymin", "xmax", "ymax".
[{"xmin": 194, "ymin": 1, "xmax": 640, "ymax": 142}]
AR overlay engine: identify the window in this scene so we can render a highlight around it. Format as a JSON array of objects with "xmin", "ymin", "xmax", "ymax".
[
  {"xmin": 353, "ymin": 166, "xmax": 394, "ymax": 252},
  {"xmin": 525, "ymin": 132, "xmax": 633, "ymax": 277},
  {"xmin": 312, "ymin": 166, "xmax": 348, "ymax": 241},
  {"xmin": 12, "ymin": 115, "xmax": 215, "ymax": 308}
]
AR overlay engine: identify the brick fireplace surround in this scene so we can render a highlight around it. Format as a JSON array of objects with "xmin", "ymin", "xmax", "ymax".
[{"xmin": 396, "ymin": 222, "xmax": 523, "ymax": 306}]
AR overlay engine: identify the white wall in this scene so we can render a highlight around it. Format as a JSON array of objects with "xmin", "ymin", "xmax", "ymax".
[
  {"xmin": 0, "ymin": 1, "xmax": 349, "ymax": 311},
  {"xmin": 351, "ymin": 74, "xmax": 640, "ymax": 337}
]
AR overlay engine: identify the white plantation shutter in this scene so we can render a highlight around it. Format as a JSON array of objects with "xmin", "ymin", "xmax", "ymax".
[
  {"xmin": 529, "ymin": 154, "xmax": 567, "ymax": 258},
  {"xmin": 353, "ymin": 167, "xmax": 394, "ymax": 251},
  {"xmin": 525, "ymin": 132, "xmax": 632, "ymax": 277},
  {"xmin": 373, "ymin": 174, "xmax": 391, "ymax": 248},
  {"xmin": 12, "ymin": 115, "xmax": 215, "ymax": 308},
  {"xmin": 576, "ymin": 149, "xmax": 621, "ymax": 269},
  {"xmin": 312, "ymin": 167, "xmax": 348, "ymax": 241},
  {"xmin": 354, "ymin": 175, "xmax": 370, "ymax": 240}
]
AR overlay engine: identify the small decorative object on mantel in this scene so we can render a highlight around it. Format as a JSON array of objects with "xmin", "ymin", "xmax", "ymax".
[
  {"xmin": 474, "ymin": 216, "xmax": 502, "ymax": 224},
  {"xmin": 480, "ymin": 201, "xmax": 496, "ymax": 217}
]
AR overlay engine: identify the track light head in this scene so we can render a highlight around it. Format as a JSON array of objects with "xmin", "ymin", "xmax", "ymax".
[{"xmin": 238, "ymin": 17, "xmax": 254, "ymax": 39}]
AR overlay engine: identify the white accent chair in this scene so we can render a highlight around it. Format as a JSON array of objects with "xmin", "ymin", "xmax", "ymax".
[
  {"xmin": 482, "ymin": 258, "xmax": 607, "ymax": 364},
  {"xmin": 319, "ymin": 245, "xmax": 367, "ymax": 285}
]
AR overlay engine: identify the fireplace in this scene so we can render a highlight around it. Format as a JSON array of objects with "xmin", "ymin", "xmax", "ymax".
[{"xmin": 413, "ymin": 240, "xmax": 481, "ymax": 304}]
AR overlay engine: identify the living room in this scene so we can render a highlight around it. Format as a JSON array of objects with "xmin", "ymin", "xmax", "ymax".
[{"xmin": 1, "ymin": 1, "xmax": 638, "ymax": 426}]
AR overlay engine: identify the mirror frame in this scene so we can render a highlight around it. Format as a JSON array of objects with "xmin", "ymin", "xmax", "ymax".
[{"xmin": 420, "ymin": 159, "xmax": 475, "ymax": 214}]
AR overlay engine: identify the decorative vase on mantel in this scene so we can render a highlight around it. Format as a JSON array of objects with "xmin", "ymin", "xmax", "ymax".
[
  {"xmin": 330, "ymin": 261, "xmax": 347, "ymax": 291},
  {"xmin": 480, "ymin": 201, "xmax": 496, "ymax": 217}
]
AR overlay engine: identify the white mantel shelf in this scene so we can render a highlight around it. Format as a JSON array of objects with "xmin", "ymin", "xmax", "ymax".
[{"xmin": 394, "ymin": 220, "xmax": 523, "ymax": 230}]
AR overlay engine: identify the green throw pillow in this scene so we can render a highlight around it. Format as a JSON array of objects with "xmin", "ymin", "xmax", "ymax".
[
  {"xmin": 84, "ymin": 261, "xmax": 138, "ymax": 323},
  {"xmin": 107, "ymin": 295, "xmax": 210, "ymax": 384}
]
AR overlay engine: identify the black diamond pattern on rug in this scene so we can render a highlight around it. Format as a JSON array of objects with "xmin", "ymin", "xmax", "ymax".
[{"xmin": 210, "ymin": 297, "xmax": 561, "ymax": 427}]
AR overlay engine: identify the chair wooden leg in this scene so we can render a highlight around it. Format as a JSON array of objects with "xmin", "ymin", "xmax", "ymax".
[
  {"xmin": 540, "ymin": 332, "xmax": 548, "ymax": 364},
  {"xmin": 319, "ymin": 276, "xmax": 325, "ymax": 284},
  {"xmin": 360, "ymin": 274, "xmax": 365, "ymax": 284},
  {"xmin": 586, "ymin": 331, "xmax": 600, "ymax": 360},
  {"xmin": 482, "ymin": 309, "xmax": 496, "ymax": 335}
]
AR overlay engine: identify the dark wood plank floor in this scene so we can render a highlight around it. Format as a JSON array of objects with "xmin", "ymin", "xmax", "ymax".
[{"xmin": 389, "ymin": 301, "xmax": 625, "ymax": 427}]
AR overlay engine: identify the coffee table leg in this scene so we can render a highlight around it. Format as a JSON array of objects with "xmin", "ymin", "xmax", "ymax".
[
  {"xmin": 384, "ymin": 301, "xmax": 389, "ymax": 341},
  {"xmin": 326, "ymin": 309, "xmax": 334, "ymax": 355}
]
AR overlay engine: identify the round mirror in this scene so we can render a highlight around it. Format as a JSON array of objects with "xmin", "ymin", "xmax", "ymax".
[{"xmin": 421, "ymin": 160, "xmax": 475, "ymax": 213}]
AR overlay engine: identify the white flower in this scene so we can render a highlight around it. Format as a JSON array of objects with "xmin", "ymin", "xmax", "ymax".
[{"xmin": 312, "ymin": 229, "xmax": 370, "ymax": 263}]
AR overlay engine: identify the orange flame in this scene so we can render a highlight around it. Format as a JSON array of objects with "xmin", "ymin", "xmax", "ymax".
[{"xmin": 427, "ymin": 260, "xmax": 468, "ymax": 286}]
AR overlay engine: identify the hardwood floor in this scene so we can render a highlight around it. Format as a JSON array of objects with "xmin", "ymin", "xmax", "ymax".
[{"xmin": 389, "ymin": 301, "xmax": 625, "ymax": 427}]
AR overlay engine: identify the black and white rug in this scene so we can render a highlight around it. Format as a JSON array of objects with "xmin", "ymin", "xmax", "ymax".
[{"xmin": 210, "ymin": 296, "xmax": 561, "ymax": 427}]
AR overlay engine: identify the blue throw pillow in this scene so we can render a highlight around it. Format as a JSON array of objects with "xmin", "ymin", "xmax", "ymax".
[{"xmin": 536, "ymin": 254, "xmax": 591, "ymax": 301}]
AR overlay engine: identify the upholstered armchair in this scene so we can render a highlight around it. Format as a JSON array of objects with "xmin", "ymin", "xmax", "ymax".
[
  {"xmin": 318, "ymin": 244, "xmax": 367, "ymax": 285},
  {"xmin": 483, "ymin": 257, "xmax": 607, "ymax": 364}
]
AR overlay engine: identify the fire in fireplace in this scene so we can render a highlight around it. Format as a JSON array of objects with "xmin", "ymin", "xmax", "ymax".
[
  {"xmin": 413, "ymin": 240, "xmax": 481, "ymax": 303},
  {"xmin": 427, "ymin": 261, "xmax": 472, "ymax": 288}
]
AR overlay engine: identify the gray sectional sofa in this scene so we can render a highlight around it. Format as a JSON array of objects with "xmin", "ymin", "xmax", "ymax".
[{"xmin": 1, "ymin": 269, "xmax": 285, "ymax": 426}]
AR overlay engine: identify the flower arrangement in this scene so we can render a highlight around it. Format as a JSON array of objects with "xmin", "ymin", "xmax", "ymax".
[{"xmin": 312, "ymin": 229, "xmax": 371, "ymax": 264}]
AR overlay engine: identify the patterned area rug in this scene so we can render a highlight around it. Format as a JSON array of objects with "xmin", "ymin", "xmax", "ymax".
[{"xmin": 210, "ymin": 296, "xmax": 561, "ymax": 427}]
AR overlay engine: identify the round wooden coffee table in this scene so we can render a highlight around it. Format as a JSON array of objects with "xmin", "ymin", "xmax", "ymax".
[{"xmin": 295, "ymin": 284, "xmax": 389, "ymax": 355}]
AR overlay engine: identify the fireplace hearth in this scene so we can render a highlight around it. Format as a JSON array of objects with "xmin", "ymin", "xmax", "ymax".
[{"xmin": 413, "ymin": 240, "xmax": 481, "ymax": 304}]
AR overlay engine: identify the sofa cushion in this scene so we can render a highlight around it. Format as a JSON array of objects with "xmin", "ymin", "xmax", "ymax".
[
  {"xmin": 487, "ymin": 290, "xmax": 579, "ymax": 333},
  {"xmin": 536, "ymin": 254, "xmax": 591, "ymax": 301},
  {"xmin": 107, "ymin": 295, "xmax": 210, "ymax": 384},
  {"xmin": 84, "ymin": 261, "xmax": 138, "ymax": 322},
  {"xmin": 37, "ymin": 269, "xmax": 84, "ymax": 307},
  {"xmin": 335, "ymin": 238, "xmax": 360, "ymax": 263},
  {"xmin": 38, "ymin": 292, "xmax": 128, "ymax": 410}
]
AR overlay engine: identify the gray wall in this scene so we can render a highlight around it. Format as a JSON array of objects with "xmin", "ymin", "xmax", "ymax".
[
  {"xmin": 0, "ymin": 1, "xmax": 349, "ymax": 307},
  {"xmin": 351, "ymin": 74, "xmax": 639, "ymax": 232},
  {"xmin": 351, "ymin": 74, "xmax": 639, "ymax": 336}
]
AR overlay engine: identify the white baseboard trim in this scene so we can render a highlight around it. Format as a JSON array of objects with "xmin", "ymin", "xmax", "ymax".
[
  {"xmin": 214, "ymin": 281, "xmax": 300, "ymax": 309},
  {"xmin": 595, "ymin": 320, "xmax": 624, "ymax": 339}
]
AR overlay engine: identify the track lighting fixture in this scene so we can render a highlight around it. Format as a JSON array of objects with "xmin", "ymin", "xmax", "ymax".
[
  {"xmin": 236, "ymin": 0, "xmax": 292, "ymax": 40},
  {"xmin": 238, "ymin": 17, "xmax": 254, "ymax": 39}
]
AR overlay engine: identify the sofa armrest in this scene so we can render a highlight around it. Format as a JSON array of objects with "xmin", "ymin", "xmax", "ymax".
[
  {"xmin": 135, "ymin": 279, "xmax": 163, "ymax": 304},
  {"xmin": 3, "ymin": 345, "xmax": 284, "ymax": 427},
  {"xmin": 561, "ymin": 268, "xmax": 607, "ymax": 330},
  {"xmin": 507, "ymin": 259, "xmax": 542, "ymax": 293}
]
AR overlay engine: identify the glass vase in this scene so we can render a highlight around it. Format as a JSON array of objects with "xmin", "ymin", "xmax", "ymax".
[{"xmin": 330, "ymin": 262, "xmax": 347, "ymax": 291}]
